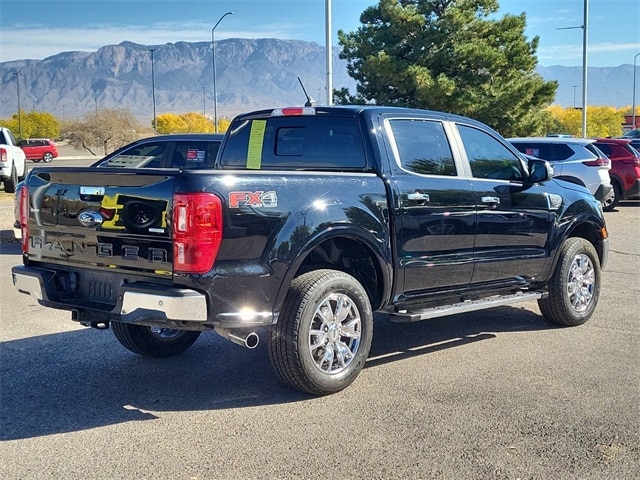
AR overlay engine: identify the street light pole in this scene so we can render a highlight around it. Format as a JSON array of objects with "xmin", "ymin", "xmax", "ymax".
[
  {"xmin": 632, "ymin": 52, "xmax": 640, "ymax": 130},
  {"xmin": 13, "ymin": 71, "xmax": 22, "ymax": 139},
  {"xmin": 212, "ymin": 11, "xmax": 233, "ymax": 133},
  {"xmin": 572, "ymin": 85, "xmax": 578, "ymax": 108},
  {"xmin": 556, "ymin": 0, "xmax": 588, "ymax": 137},
  {"xmin": 325, "ymin": 0, "xmax": 333, "ymax": 106},
  {"xmin": 149, "ymin": 48, "xmax": 157, "ymax": 134},
  {"xmin": 580, "ymin": 0, "xmax": 588, "ymax": 138},
  {"xmin": 93, "ymin": 89, "xmax": 98, "ymax": 115}
]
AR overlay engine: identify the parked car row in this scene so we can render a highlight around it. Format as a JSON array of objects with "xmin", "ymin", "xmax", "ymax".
[{"xmin": 508, "ymin": 136, "xmax": 640, "ymax": 212}]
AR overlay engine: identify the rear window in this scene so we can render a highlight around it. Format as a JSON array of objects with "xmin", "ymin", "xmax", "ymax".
[
  {"xmin": 595, "ymin": 143, "xmax": 627, "ymax": 158},
  {"xmin": 220, "ymin": 116, "xmax": 366, "ymax": 170},
  {"xmin": 585, "ymin": 143, "xmax": 607, "ymax": 160},
  {"xmin": 97, "ymin": 142, "xmax": 168, "ymax": 168}
]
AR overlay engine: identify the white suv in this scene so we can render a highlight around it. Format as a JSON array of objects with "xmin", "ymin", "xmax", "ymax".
[{"xmin": 509, "ymin": 137, "xmax": 613, "ymax": 203}]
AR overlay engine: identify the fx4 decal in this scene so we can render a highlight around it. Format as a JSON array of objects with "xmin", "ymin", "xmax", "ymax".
[{"xmin": 229, "ymin": 191, "xmax": 278, "ymax": 208}]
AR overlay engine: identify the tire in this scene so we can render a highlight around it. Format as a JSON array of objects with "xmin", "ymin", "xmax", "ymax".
[
  {"xmin": 4, "ymin": 165, "xmax": 18, "ymax": 193},
  {"xmin": 111, "ymin": 322, "xmax": 201, "ymax": 358},
  {"xmin": 43, "ymin": 152, "xmax": 54, "ymax": 163},
  {"xmin": 602, "ymin": 183, "xmax": 621, "ymax": 212},
  {"xmin": 268, "ymin": 269, "xmax": 373, "ymax": 395},
  {"xmin": 538, "ymin": 238, "xmax": 601, "ymax": 327}
]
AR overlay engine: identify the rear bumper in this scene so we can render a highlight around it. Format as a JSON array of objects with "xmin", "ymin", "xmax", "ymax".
[
  {"xmin": 594, "ymin": 184, "xmax": 613, "ymax": 202},
  {"xmin": 623, "ymin": 179, "xmax": 640, "ymax": 199},
  {"xmin": 11, "ymin": 265, "xmax": 208, "ymax": 323}
]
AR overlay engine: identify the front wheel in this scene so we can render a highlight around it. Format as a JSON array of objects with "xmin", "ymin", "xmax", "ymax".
[
  {"xmin": 538, "ymin": 238, "xmax": 601, "ymax": 326},
  {"xmin": 268, "ymin": 269, "xmax": 373, "ymax": 395},
  {"xmin": 111, "ymin": 322, "xmax": 201, "ymax": 358},
  {"xmin": 42, "ymin": 152, "xmax": 54, "ymax": 163}
]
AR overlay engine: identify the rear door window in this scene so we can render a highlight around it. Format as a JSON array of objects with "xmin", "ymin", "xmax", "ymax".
[
  {"xmin": 172, "ymin": 141, "xmax": 221, "ymax": 169},
  {"xmin": 387, "ymin": 119, "xmax": 457, "ymax": 176}
]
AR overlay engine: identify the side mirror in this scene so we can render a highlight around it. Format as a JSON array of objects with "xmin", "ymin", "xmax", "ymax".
[{"xmin": 527, "ymin": 157, "xmax": 553, "ymax": 184}]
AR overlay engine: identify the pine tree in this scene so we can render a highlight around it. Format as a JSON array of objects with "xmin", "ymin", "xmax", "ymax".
[{"xmin": 337, "ymin": 0, "xmax": 557, "ymax": 137}]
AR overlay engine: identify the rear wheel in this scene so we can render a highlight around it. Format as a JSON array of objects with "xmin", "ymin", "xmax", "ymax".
[
  {"xmin": 602, "ymin": 183, "xmax": 621, "ymax": 211},
  {"xmin": 111, "ymin": 322, "xmax": 201, "ymax": 358},
  {"xmin": 42, "ymin": 152, "xmax": 54, "ymax": 163},
  {"xmin": 268, "ymin": 269, "xmax": 373, "ymax": 395},
  {"xmin": 538, "ymin": 238, "xmax": 601, "ymax": 326}
]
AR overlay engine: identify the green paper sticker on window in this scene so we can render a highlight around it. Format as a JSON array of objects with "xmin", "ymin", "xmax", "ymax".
[{"xmin": 247, "ymin": 120, "xmax": 266, "ymax": 169}]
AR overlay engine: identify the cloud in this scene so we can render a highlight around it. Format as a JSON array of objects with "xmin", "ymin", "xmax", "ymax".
[
  {"xmin": 537, "ymin": 42, "xmax": 640, "ymax": 63},
  {"xmin": 0, "ymin": 21, "xmax": 309, "ymax": 62}
]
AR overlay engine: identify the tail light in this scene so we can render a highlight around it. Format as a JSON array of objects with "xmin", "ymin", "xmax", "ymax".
[
  {"xmin": 582, "ymin": 157, "xmax": 610, "ymax": 167},
  {"xmin": 19, "ymin": 186, "xmax": 29, "ymax": 253},
  {"xmin": 1, "ymin": 147, "xmax": 7, "ymax": 163},
  {"xmin": 172, "ymin": 193, "xmax": 223, "ymax": 274},
  {"xmin": 620, "ymin": 157, "xmax": 640, "ymax": 165}
]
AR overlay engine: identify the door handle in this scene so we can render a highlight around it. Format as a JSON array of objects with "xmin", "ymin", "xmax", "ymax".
[
  {"xmin": 481, "ymin": 196, "xmax": 500, "ymax": 205},
  {"xmin": 407, "ymin": 192, "xmax": 430, "ymax": 201}
]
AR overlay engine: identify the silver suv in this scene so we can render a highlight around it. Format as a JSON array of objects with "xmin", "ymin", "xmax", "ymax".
[{"xmin": 509, "ymin": 137, "xmax": 613, "ymax": 204}]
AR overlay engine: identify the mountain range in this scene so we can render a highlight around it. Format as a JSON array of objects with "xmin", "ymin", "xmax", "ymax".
[{"xmin": 0, "ymin": 38, "xmax": 635, "ymax": 124}]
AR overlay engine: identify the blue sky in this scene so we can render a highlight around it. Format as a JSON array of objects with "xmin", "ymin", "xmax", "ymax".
[{"xmin": 0, "ymin": 0, "xmax": 638, "ymax": 67}]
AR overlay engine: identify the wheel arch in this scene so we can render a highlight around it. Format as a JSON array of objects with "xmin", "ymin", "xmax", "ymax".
[
  {"xmin": 566, "ymin": 220, "xmax": 607, "ymax": 267},
  {"xmin": 273, "ymin": 227, "xmax": 393, "ymax": 317}
]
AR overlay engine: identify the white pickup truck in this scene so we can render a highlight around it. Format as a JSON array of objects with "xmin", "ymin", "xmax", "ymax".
[{"xmin": 0, "ymin": 127, "xmax": 27, "ymax": 193}]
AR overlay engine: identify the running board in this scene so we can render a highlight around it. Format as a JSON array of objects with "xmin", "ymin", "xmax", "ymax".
[{"xmin": 389, "ymin": 291, "xmax": 546, "ymax": 323}]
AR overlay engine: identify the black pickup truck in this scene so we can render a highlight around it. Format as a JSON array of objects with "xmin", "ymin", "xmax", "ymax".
[{"xmin": 12, "ymin": 106, "xmax": 609, "ymax": 395}]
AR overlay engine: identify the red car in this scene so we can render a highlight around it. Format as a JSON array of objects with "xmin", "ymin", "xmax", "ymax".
[
  {"xmin": 594, "ymin": 138, "xmax": 640, "ymax": 210},
  {"xmin": 18, "ymin": 138, "xmax": 59, "ymax": 163}
]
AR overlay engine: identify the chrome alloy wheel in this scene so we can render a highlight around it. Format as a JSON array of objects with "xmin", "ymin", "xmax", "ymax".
[
  {"xmin": 308, "ymin": 293, "xmax": 362, "ymax": 375},
  {"xmin": 566, "ymin": 253, "xmax": 595, "ymax": 312}
]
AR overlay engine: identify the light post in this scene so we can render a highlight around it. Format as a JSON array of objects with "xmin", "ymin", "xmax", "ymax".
[
  {"xmin": 93, "ymin": 89, "xmax": 98, "ymax": 115},
  {"xmin": 572, "ymin": 85, "xmax": 578, "ymax": 108},
  {"xmin": 557, "ymin": 0, "xmax": 588, "ymax": 137},
  {"xmin": 325, "ymin": 0, "xmax": 333, "ymax": 106},
  {"xmin": 581, "ymin": 0, "xmax": 588, "ymax": 138},
  {"xmin": 149, "ymin": 48, "xmax": 157, "ymax": 134},
  {"xmin": 212, "ymin": 11, "xmax": 233, "ymax": 133},
  {"xmin": 202, "ymin": 86, "xmax": 206, "ymax": 117},
  {"xmin": 632, "ymin": 52, "xmax": 640, "ymax": 130},
  {"xmin": 13, "ymin": 71, "xmax": 22, "ymax": 139}
]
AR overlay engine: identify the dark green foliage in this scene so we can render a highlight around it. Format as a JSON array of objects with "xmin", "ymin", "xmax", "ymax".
[{"xmin": 337, "ymin": 0, "xmax": 557, "ymax": 137}]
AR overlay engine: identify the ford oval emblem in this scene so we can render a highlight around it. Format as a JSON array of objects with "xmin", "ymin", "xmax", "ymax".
[{"xmin": 78, "ymin": 210, "xmax": 104, "ymax": 227}]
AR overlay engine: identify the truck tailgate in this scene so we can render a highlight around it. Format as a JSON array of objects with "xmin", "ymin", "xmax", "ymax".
[{"xmin": 23, "ymin": 168, "xmax": 177, "ymax": 277}]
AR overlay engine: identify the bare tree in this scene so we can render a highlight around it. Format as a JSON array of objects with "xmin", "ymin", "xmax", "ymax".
[{"xmin": 64, "ymin": 109, "xmax": 143, "ymax": 156}]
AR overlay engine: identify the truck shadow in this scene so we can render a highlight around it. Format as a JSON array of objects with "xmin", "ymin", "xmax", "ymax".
[{"xmin": 0, "ymin": 305, "xmax": 551, "ymax": 441}]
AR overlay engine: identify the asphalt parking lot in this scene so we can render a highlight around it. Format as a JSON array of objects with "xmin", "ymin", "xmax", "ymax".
[{"xmin": 0, "ymin": 191, "xmax": 638, "ymax": 479}]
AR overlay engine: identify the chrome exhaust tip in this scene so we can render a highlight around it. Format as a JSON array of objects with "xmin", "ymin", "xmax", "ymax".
[{"xmin": 215, "ymin": 328, "xmax": 260, "ymax": 349}]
